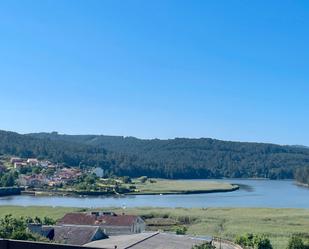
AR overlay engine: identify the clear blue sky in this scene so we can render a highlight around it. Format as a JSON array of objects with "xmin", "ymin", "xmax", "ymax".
[{"xmin": 1, "ymin": 0, "xmax": 309, "ymax": 145}]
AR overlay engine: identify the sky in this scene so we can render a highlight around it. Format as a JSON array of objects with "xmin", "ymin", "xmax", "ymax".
[{"xmin": 0, "ymin": 0, "xmax": 309, "ymax": 145}]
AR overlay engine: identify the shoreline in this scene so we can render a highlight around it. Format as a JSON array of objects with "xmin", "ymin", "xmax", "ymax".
[
  {"xmin": 127, "ymin": 184, "xmax": 239, "ymax": 195},
  {"xmin": 19, "ymin": 184, "xmax": 239, "ymax": 197},
  {"xmin": 295, "ymin": 181, "xmax": 309, "ymax": 188}
]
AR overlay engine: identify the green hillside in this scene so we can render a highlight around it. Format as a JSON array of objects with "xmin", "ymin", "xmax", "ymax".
[{"xmin": 1, "ymin": 130, "xmax": 309, "ymax": 179}]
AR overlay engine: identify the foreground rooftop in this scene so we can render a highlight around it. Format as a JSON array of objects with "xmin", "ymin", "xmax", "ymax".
[{"xmin": 85, "ymin": 232, "xmax": 212, "ymax": 249}]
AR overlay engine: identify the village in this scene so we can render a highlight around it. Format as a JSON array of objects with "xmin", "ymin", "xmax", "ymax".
[
  {"xmin": 0, "ymin": 156, "xmax": 134, "ymax": 195},
  {"xmin": 0, "ymin": 156, "xmax": 230, "ymax": 249}
]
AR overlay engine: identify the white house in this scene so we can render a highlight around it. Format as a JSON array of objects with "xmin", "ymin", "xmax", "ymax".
[
  {"xmin": 92, "ymin": 167, "xmax": 104, "ymax": 178},
  {"xmin": 27, "ymin": 158, "xmax": 39, "ymax": 166}
]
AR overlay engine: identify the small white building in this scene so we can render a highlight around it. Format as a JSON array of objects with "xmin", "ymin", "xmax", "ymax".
[
  {"xmin": 14, "ymin": 162, "xmax": 28, "ymax": 170},
  {"xmin": 27, "ymin": 158, "xmax": 39, "ymax": 166},
  {"xmin": 39, "ymin": 161, "xmax": 51, "ymax": 168},
  {"xmin": 92, "ymin": 167, "xmax": 104, "ymax": 178}
]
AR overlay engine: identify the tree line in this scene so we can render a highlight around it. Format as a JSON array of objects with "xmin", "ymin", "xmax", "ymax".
[{"xmin": 1, "ymin": 130, "xmax": 309, "ymax": 179}]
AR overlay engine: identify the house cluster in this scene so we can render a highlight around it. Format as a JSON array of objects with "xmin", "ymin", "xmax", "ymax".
[
  {"xmin": 11, "ymin": 157, "xmax": 52, "ymax": 170},
  {"xmin": 18, "ymin": 168, "xmax": 82, "ymax": 188},
  {"xmin": 48, "ymin": 167, "xmax": 82, "ymax": 187},
  {"xmin": 11, "ymin": 157, "xmax": 83, "ymax": 188},
  {"xmin": 28, "ymin": 211, "xmax": 146, "ymax": 245},
  {"xmin": 19, "ymin": 174, "xmax": 48, "ymax": 188}
]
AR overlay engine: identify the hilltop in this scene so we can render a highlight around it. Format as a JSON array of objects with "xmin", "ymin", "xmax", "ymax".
[{"xmin": 1, "ymin": 130, "xmax": 309, "ymax": 179}]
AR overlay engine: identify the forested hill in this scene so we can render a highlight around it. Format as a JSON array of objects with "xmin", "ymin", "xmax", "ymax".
[
  {"xmin": 25, "ymin": 131, "xmax": 309, "ymax": 179},
  {"xmin": 0, "ymin": 130, "xmax": 308, "ymax": 179}
]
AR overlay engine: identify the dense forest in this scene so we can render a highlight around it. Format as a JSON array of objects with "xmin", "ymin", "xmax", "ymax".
[{"xmin": 1, "ymin": 130, "xmax": 309, "ymax": 179}]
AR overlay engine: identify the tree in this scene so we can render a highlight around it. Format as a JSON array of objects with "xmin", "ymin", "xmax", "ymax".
[
  {"xmin": 1, "ymin": 173, "xmax": 16, "ymax": 187},
  {"xmin": 2, "ymin": 130, "xmax": 309, "ymax": 180},
  {"xmin": 0, "ymin": 214, "xmax": 28, "ymax": 239},
  {"xmin": 34, "ymin": 216, "xmax": 42, "ymax": 224},
  {"xmin": 32, "ymin": 166, "xmax": 42, "ymax": 174},
  {"xmin": 19, "ymin": 166, "xmax": 32, "ymax": 175},
  {"xmin": 43, "ymin": 216, "xmax": 56, "ymax": 225},
  {"xmin": 0, "ymin": 214, "xmax": 55, "ymax": 241}
]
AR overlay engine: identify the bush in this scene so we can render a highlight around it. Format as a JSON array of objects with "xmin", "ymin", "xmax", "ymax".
[
  {"xmin": 235, "ymin": 233, "xmax": 272, "ymax": 249},
  {"xmin": 287, "ymin": 236, "xmax": 305, "ymax": 249},
  {"xmin": 176, "ymin": 226, "xmax": 187, "ymax": 235},
  {"xmin": 254, "ymin": 235, "xmax": 272, "ymax": 249},
  {"xmin": 235, "ymin": 233, "xmax": 254, "ymax": 247},
  {"xmin": 192, "ymin": 242, "xmax": 215, "ymax": 249},
  {"xmin": 43, "ymin": 216, "xmax": 56, "ymax": 225}
]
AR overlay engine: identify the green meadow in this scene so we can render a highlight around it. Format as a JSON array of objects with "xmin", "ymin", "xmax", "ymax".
[{"xmin": 133, "ymin": 179, "xmax": 238, "ymax": 194}]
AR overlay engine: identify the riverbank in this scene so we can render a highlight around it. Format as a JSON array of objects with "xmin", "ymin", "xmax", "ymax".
[
  {"xmin": 0, "ymin": 206, "xmax": 308, "ymax": 249},
  {"xmin": 295, "ymin": 181, "xmax": 309, "ymax": 188},
  {"xmin": 20, "ymin": 179, "xmax": 239, "ymax": 197}
]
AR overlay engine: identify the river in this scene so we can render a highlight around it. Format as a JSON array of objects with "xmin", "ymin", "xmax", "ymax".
[{"xmin": 0, "ymin": 179, "xmax": 308, "ymax": 208}]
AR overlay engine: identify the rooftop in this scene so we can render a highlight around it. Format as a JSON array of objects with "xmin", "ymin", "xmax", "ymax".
[
  {"xmin": 52, "ymin": 225, "xmax": 107, "ymax": 245},
  {"xmin": 85, "ymin": 232, "xmax": 212, "ymax": 249},
  {"xmin": 57, "ymin": 212, "xmax": 140, "ymax": 227}
]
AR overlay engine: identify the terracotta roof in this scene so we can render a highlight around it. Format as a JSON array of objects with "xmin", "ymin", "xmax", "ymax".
[
  {"xmin": 57, "ymin": 212, "xmax": 139, "ymax": 227},
  {"xmin": 57, "ymin": 213, "xmax": 97, "ymax": 226},
  {"xmin": 98, "ymin": 215, "xmax": 138, "ymax": 226}
]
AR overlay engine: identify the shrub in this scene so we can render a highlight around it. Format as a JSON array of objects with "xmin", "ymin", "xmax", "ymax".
[
  {"xmin": 287, "ymin": 236, "xmax": 305, "ymax": 249},
  {"xmin": 192, "ymin": 242, "xmax": 215, "ymax": 249},
  {"xmin": 176, "ymin": 226, "xmax": 187, "ymax": 235},
  {"xmin": 235, "ymin": 233, "xmax": 272, "ymax": 249}
]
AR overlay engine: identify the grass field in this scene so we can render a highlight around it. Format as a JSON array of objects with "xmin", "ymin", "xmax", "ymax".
[
  {"xmin": 133, "ymin": 179, "xmax": 238, "ymax": 194},
  {"xmin": 0, "ymin": 206, "xmax": 308, "ymax": 249}
]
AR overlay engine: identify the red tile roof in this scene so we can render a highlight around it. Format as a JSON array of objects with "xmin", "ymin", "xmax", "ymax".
[
  {"xmin": 58, "ymin": 213, "xmax": 96, "ymax": 226},
  {"xmin": 97, "ymin": 215, "xmax": 138, "ymax": 226},
  {"xmin": 57, "ymin": 212, "xmax": 139, "ymax": 227}
]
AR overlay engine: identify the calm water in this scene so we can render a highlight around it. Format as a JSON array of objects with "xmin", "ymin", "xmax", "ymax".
[{"xmin": 0, "ymin": 179, "xmax": 308, "ymax": 208}]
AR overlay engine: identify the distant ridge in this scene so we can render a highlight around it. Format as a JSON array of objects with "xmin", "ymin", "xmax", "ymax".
[
  {"xmin": 1, "ymin": 130, "xmax": 309, "ymax": 179},
  {"xmin": 290, "ymin": 145, "xmax": 309, "ymax": 149}
]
